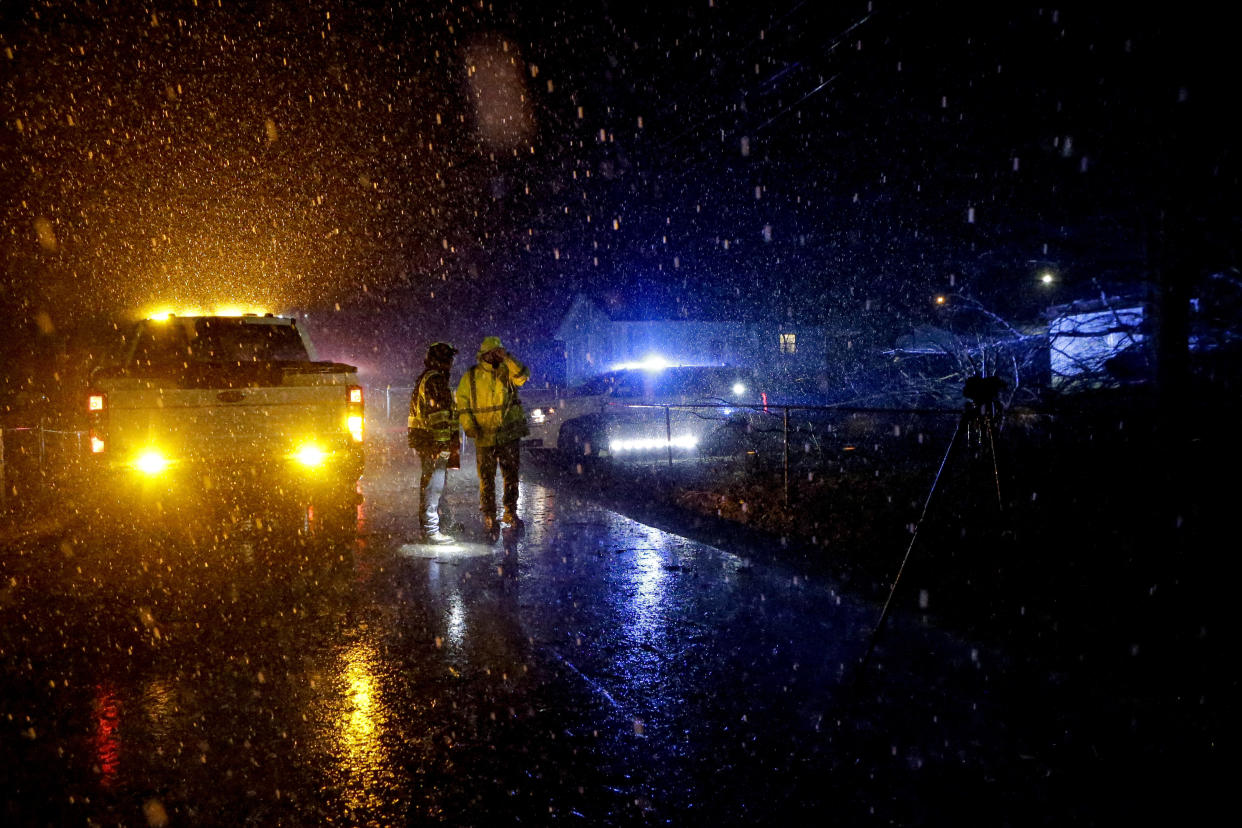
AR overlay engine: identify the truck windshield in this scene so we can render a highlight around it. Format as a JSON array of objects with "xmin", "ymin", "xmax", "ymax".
[
  {"xmin": 191, "ymin": 319, "xmax": 308, "ymax": 362},
  {"xmin": 129, "ymin": 319, "xmax": 309, "ymax": 367},
  {"xmin": 130, "ymin": 323, "xmax": 192, "ymax": 367}
]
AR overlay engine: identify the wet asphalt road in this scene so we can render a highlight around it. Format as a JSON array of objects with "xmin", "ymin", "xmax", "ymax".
[{"xmin": 0, "ymin": 432, "xmax": 1216, "ymax": 825}]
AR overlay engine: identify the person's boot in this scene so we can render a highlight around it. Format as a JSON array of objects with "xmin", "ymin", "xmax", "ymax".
[
  {"xmin": 421, "ymin": 522, "xmax": 454, "ymax": 544},
  {"xmin": 501, "ymin": 509, "xmax": 524, "ymax": 532},
  {"xmin": 482, "ymin": 515, "xmax": 500, "ymax": 541}
]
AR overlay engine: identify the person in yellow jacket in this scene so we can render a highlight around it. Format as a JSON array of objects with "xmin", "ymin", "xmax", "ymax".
[
  {"xmin": 408, "ymin": 342, "xmax": 460, "ymax": 544},
  {"xmin": 455, "ymin": 336, "xmax": 530, "ymax": 537}
]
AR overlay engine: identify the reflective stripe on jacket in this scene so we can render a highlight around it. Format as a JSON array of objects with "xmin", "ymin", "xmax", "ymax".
[
  {"xmin": 455, "ymin": 355, "xmax": 530, "ymax": 447},
  {"xmin": 408, "ymin": 368, "xmax": 459, "ymax": 447}
]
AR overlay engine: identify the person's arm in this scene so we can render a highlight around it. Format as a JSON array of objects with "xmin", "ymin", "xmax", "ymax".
[
  {"xmin": 455, "ymin": 370, "xmax": 480, "ymax": 438},
  {"xmin": 408, "ymin": 377, "xmax": 427, "ymax": 450},
  {"xmin": 427, "ymin": 373, "xmax": 458, "ymax": 450},
  {"xmin": 502, "ymin": 353, "xmax": 530, "ymax": 387}
]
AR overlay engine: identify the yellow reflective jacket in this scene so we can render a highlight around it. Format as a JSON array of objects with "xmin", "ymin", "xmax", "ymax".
[
  {"xmin": 455, "ymin": 355, "xmax": 530, "ymax": 447},
  {"xmin": 408, "ymin": 367, "xmax": 459, "ymax": 453}
]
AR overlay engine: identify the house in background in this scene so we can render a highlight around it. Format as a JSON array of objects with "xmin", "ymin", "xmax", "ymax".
[
  {"xmin": 554, "ymin": 293, "xmax": 838, "ymax": 387},
  {"xmin": 1046, "ymin": 275, "xmax": 1242, "ymax": 391},
  {"xmin": 1047, "ymin": 296, "xmax": 1146, "ymax": 389}
]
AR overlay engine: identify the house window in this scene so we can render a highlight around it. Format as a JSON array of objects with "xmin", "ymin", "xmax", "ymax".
[{"xmin": 779, "ymin": 332, "xmax": 797, "ymax": 355}]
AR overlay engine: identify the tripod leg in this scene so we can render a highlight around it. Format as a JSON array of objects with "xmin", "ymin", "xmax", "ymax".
[
  {"xmin": 855, "ymin": 411, "xmax": 967, "ymax": 684},
  {"xmin": 983, "ymin": 413, "xmax": 1003, "ymax": 512}
]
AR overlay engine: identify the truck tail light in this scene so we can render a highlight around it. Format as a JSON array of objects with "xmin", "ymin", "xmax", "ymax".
[
  {"xmin": 347, "ymin": 385, "xmax": 364, "ymax": 442},
  {"xmin": 87, "ymin": 390, "xmax": 108, "ymax": 454}
]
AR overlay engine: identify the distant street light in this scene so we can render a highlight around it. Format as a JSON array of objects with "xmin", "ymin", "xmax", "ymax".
[
  {"xmin": 1039, "ymin": 271, "xmax": 1056, "ymax": 285},
  {"xmin": 934, "ymin": 295, "xmax": 947, "ymax": 305}
]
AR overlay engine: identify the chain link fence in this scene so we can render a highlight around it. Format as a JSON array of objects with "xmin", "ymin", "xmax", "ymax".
[
  {"xmin": 538, "ymin": 399, "xmax": 1057, "ymax": 548},
  {"xmin": 596, "ymin": 401, "xmax": 972, "ymax": 490},
  {"xmin": 1, "ymin": 420, "xmax": 87, "ymax": 507}
]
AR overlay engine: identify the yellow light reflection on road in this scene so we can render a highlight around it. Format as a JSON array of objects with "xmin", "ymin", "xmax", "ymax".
[
  {"xmin": 343, "ymin": 650, "xmax": 378, "ymax": 746},
  {"xmin": 333, "ymin": 641, "xmax": 395, "ymax": 819}
]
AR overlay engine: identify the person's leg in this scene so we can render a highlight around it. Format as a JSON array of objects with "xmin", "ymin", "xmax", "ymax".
[
  {"xmin": 476, "ymin": 443, "xmax": 498, "ymax": 523},
  {"xmin": 418, "ymin": 450, "xmax": 438, "ymax": 534},
  {"xmin": 499, "ymin": 440, "xmax": 521, "ymax": 525},
  {"xmin": 422, "ymin": 453, "xmax": 448, "ymax": 535}
]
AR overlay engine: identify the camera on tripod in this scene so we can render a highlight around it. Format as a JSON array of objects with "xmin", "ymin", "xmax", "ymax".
[{"xmin": 962, "ymin": 374, "xmax": 1007, "ymax": 409}]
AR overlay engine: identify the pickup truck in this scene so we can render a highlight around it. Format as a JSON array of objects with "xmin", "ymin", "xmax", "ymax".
[{"xmin": 85, "ymin": 314, "xmax": 364, "ymax": 521}]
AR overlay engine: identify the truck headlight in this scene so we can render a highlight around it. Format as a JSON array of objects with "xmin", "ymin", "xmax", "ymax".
[
  {"xmin": 292, "ymin": 443, "xmax": 328, "ymax": 468},
  {"xmin": 347, "ymin": 414, "xmax": 364, "ymax": 443},
  {"xmin": 132, "ymin": 449, "xmax": 171, "ymax": 475}
]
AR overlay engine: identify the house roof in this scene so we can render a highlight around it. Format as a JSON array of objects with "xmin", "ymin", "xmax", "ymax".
[
  {"xmin": 1045, "ymin": 293, "xmax": 1145, "ymax": 320},
  {"xmin": 555, "ymin": 291, "xmax": 858, "ymax": 336}
]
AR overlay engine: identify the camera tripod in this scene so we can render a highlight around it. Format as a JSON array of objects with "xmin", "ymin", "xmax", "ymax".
[{"xmin": 854, "ymin": 375, "xmax": 1007, "ymax": 682}]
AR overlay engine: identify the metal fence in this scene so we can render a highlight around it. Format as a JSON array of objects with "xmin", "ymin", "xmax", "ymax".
[
  {"xmin": 598, "ymin": 401, "xmax": 982, "ymax": 505},
  {"xmin": 367, "ymin": 384, "xmax": 565, "ymax": 422},
  {"xmin": 1, "ymin": 422, "xmax": 87, "ymax": 504},
  {"xmin": 370, "ymin": 386, "xmax": 414, "ymax": 422}
]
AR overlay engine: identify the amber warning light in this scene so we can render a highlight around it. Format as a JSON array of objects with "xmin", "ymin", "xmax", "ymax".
[
  {"xmin": 346, "ymin": 385, "xmax": 364, "ymax": 442},
  {"xmin": 87, "ymin": 391, "xmax": 108, "ymax": 454}
]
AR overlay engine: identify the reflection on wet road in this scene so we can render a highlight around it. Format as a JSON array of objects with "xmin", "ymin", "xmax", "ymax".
[{"xmin": 1, "ymin": 441, "xmax": 1061, "ymax": 825}]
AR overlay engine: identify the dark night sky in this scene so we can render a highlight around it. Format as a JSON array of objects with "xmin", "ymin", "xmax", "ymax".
[{"xmin": 2, "ymin": 1, "xmax": 1237, "ymax": 380}]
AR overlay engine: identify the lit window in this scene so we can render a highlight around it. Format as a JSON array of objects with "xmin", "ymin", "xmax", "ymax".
[{"xmin": 779, "ymin": 333, "xmax": 796, "ymax": 355}]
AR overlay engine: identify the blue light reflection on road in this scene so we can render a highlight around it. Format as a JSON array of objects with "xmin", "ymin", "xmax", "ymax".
[{"xmin": 614, "ymin": 524, "xmax": 673, "ymax": 697}]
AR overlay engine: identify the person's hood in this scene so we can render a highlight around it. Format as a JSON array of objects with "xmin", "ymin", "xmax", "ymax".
[
  {"xmin": 423, "ymin": 341, "xmax": 457, "ymax": 369},
  {"xmin": 477, "ymin": 336, "xmax": 503, "ymax": 358}
]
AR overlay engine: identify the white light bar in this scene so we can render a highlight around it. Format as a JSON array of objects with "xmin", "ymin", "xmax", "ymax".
[
  {"xmin": 611, "ymin": 354, "xmax": 670, "ymax": 372},
  {"xmin": 609, "ymin": 435, "xmax": 699, "ymax": 453}
]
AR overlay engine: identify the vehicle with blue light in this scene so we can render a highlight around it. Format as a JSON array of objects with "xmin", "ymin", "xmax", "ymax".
[
  {"xmin": 525, "ymin": 363, "xmax": 766, "ymax": 461},
  {"xmin": 85, "ymin": 313, "xmax": 365, "ymax": 519}
]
